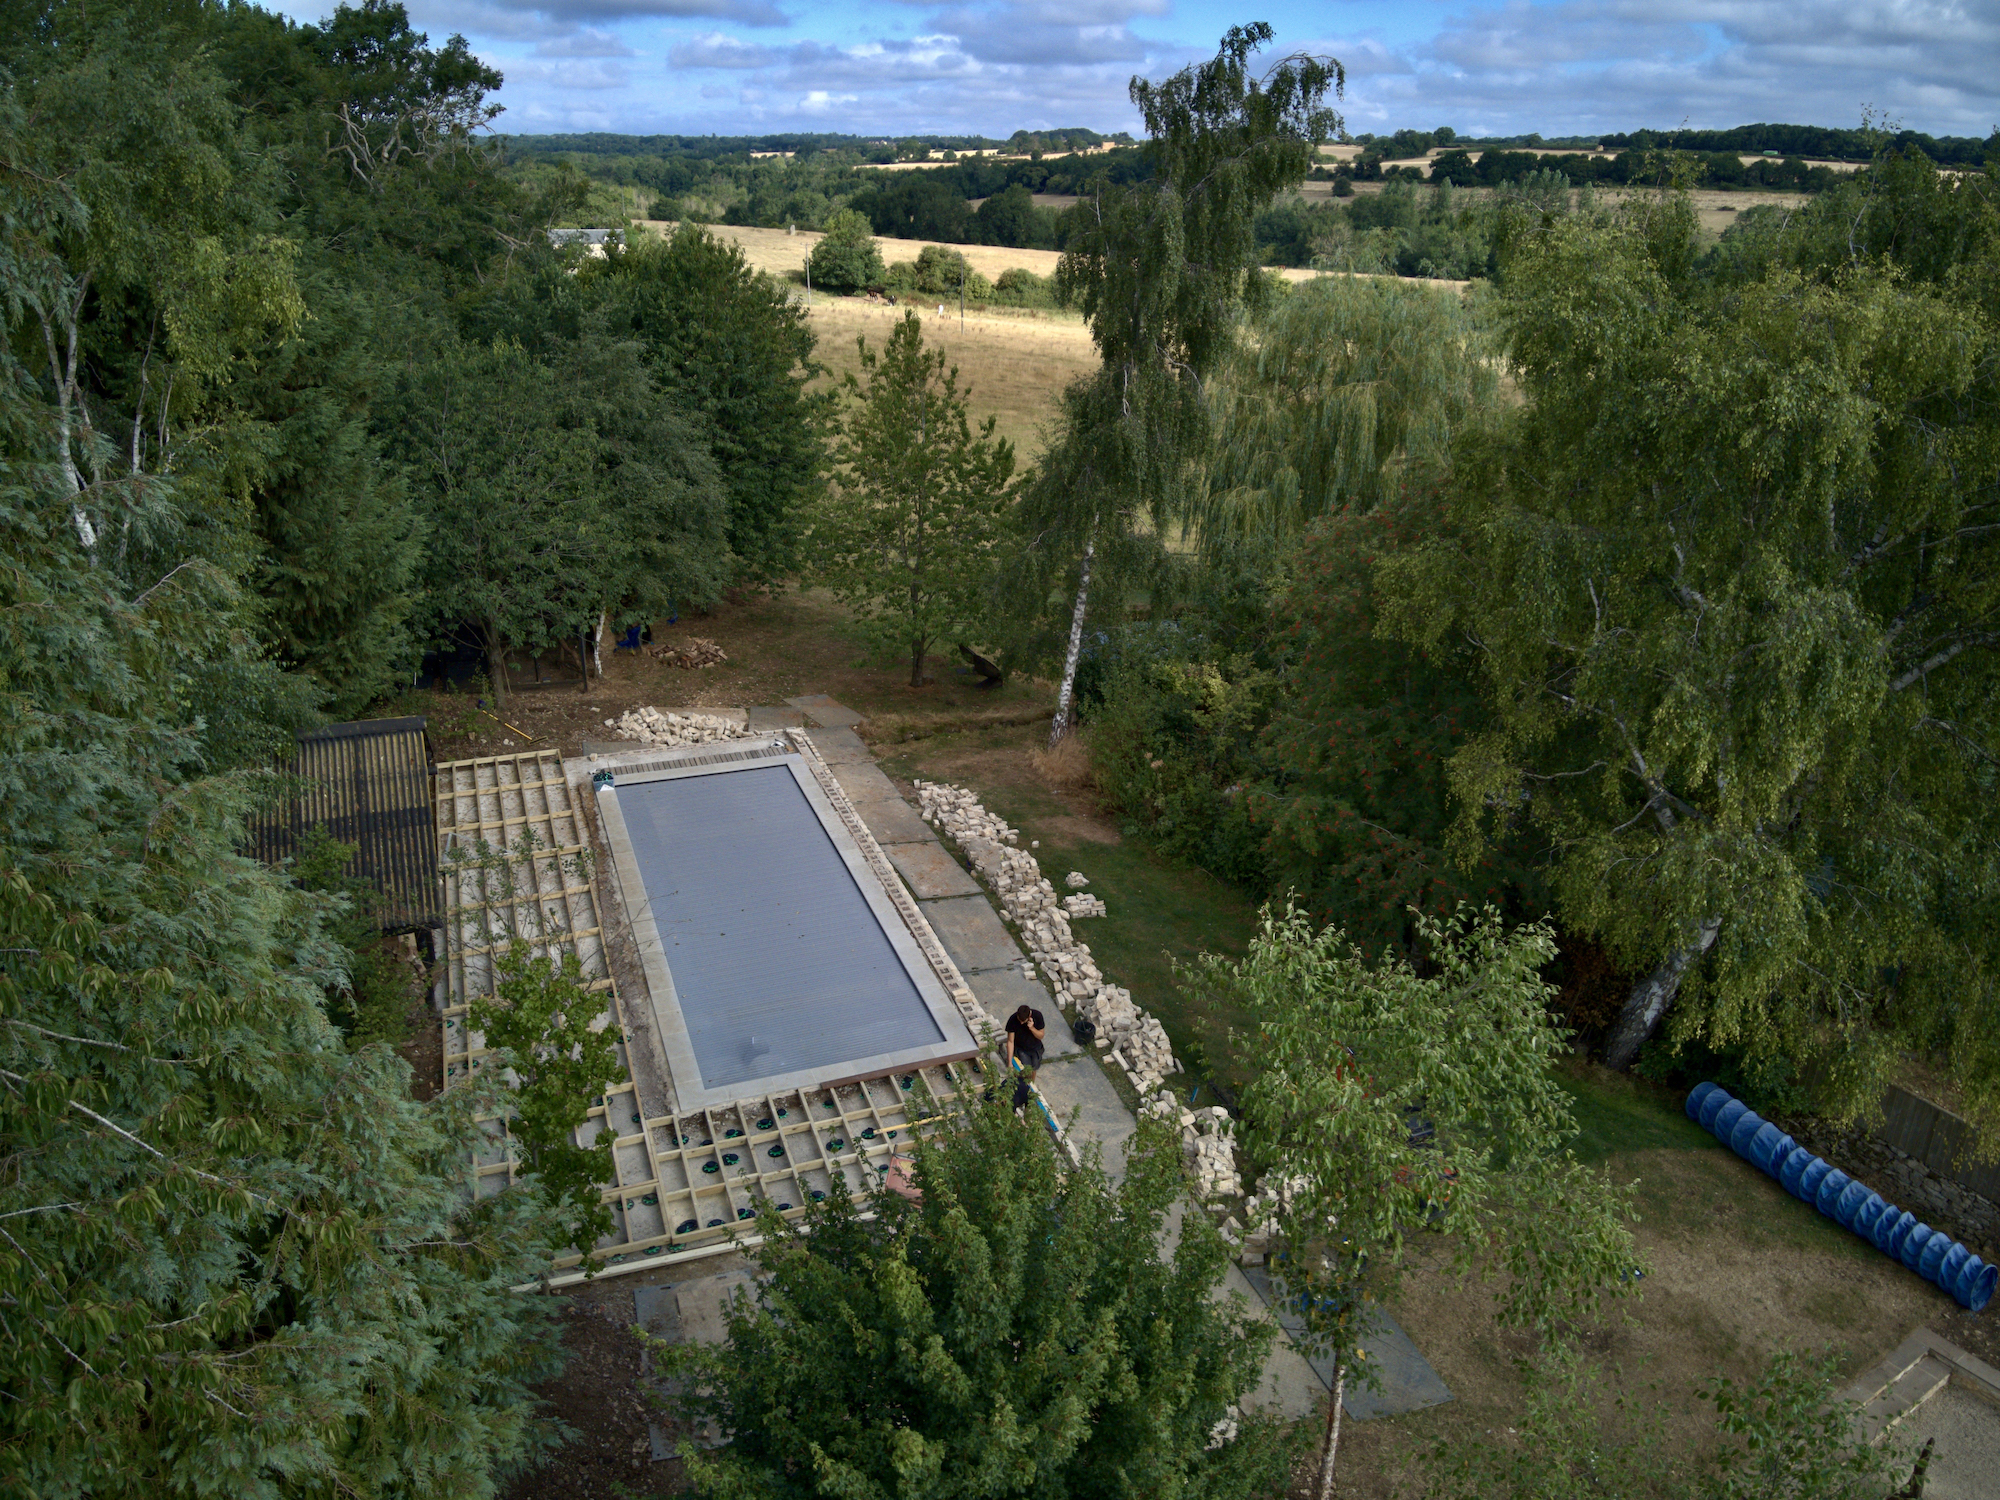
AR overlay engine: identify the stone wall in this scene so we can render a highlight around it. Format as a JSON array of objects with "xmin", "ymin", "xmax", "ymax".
[{"xmin": 1779, "ymin": 1095, "xmax": 2000, "ymax": 1266}]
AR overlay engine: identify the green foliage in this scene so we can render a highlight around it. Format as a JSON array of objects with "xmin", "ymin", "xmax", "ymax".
[
  {"xmin": 815, "ymin": 313, "xmax": 1017, "ymax": 686},
  {"xmin": 1417, "ymin": 1341, "xmax": 1910, "ymax": 1500},
  {"xmin": 810, "ymin": 206, "xmax": 887, "ymax": 291},
  {"xmin": 393, "ymin": 330, "xmax": 728, "ymax": 705},
  {"xmin": 1191, "ymin": 903, "xmax": 1642, "ymax": 1366},
  {"xmin": 289, "ymin": 826, "xmax": 419, "ymax": 1047},
  {"xmin": 1203, "ymin": 274, "xmax": 1496, "ymax": 540},
  {"xmin": 0, "ymin": 131, "xmax": 566, "ymax": 1494},
  {"xmin": 473, "ymin": 945, "xmax": 624, "ymax": 1264},
  {"xmin": 975, "ymin": 182, "xmax": 1054, "ymax": 248},
  {"xmin": 1087, "ymin": 637, "xmax": 1276, "ymax": 883},
  {"xmin": 1012, "ymin": 25, "xmax": 1340, "ymax": 732},
  {"xmin": 1256, "ymin": 500, "xmax": 1544, "ymax": 957},
  {"xmin": 991, "ymin": 266, "xmax": 1057, "ymax": 306},
  {"xmin": 395, "ymin": 337, "xmax": 612, "ymax": 703},
  {"xmin": 907, "ymin": 242, "xmax": 992, "ymax": 299},
  {"xmin": 656, "ymin": 1083, "xmax": 1303, "ymax": 1499},
  {"xmin": 1376, "ymin": 165, "xmax": 2000, "ymax": 1123},
  {"xmin": 590, "ymin": 223, "xmax": 826, "ymax": 580}
]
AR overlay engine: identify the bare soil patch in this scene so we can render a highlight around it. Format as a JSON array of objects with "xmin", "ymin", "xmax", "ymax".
[
  {"xmin": 403, "ymin": 589, "xmax": 1059, "ymax": 765},
  {"xmin": 500, "ymin": 1279, "xmax": 688, "ymax": 1500}
]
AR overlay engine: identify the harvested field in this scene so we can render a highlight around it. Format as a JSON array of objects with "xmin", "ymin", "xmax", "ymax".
[
  {"xmin": 805, "ymin": 297, "xmax": 1096, "ymax": 456},
  {"xmin": 648, "ymin": 220, "xmax": 1350, "ymax": 292},
  {"xmin": 644, "ymin": 222, "xmax": 1465, "ymax": 455}
]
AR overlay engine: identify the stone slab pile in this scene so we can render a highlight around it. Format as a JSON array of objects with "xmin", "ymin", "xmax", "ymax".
[
  {"xmin": 1063, "ymin": 893, "xmax": 1107, "ymax": 919},
  {"xmin": 608, "ymin": 707, "xmax": 752, "ymax": 748},
  {"xmin": 916, "ymin": 778, "xmax": 1251, "ymax": 1207},
  {"xmin": 1174, "ymin": 1098, "xmax": 1245, "ymax": 1201}
]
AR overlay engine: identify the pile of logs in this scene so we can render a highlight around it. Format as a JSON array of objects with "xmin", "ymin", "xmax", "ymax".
[{"xmin": 644, "ymin": 637, "xmax": 728, "ymax": 669}]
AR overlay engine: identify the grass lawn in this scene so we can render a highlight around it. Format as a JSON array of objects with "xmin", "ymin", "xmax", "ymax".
[{"xmin": 873, "ymin": 719, "xmax": 1267, "ymax": 1096}]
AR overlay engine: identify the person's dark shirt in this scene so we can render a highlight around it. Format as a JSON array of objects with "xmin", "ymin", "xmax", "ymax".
[{"xmin": 1006, "ymin": 1010, "xmax": 1045, "ymax": 1049}]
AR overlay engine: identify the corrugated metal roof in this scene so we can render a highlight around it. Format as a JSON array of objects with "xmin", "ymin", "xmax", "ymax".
[{"xmin": 249, "ymin": 717, "xmax": 439, "ymax": 931}]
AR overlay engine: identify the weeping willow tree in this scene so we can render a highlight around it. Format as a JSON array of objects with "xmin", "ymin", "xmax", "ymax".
[
  {"xmin": 1197, "ymin": 274, "xmax": 1496, "ymax": 547},
  {"xmin": 1019, "ymin": 22, "xmax": 1342, "ymax": 743}
]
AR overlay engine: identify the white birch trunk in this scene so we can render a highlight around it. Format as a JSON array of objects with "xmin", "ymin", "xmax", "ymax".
[
  {"xmin": 1602, "ymin": 916, "xmax": 1722, "ymax": 1070},
  {"xmin": 593, "ymin": 610, "xmax": 606, "ymax": 677},
  {"xmin": 1315, "ymin": 1359, "xmax": 1345, "ymax": 1500},
  {"xmin": 39, "ymin": 276, "xmax": 97, "ymax": 552},
  {"xmin": 1049, "ymin": 535, "xmax": 1095, "ymax": 747}
]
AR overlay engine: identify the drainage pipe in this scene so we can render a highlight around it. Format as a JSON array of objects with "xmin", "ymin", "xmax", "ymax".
[{"xmin": 1686, "ymin": 1082, "xmax": 1997, "ymax": 1313}]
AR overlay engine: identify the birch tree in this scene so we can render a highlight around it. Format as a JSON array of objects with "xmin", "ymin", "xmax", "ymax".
[
  {"xmin": 1030, "ymin": 22, "xmax": 1342, "ymax": 743},
  {"xmin": 1186, "ymin": 902, "xmax": 1642, "ymax": 1500},
  {"xmin": 1377, "ymin": 156, "xmax": 2000, "ymax": 1125}
]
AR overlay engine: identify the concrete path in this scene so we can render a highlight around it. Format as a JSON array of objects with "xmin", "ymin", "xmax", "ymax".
[{"xmin": 1238, "ymin": 1264, "xmax": 1454, "ymax": 1420}]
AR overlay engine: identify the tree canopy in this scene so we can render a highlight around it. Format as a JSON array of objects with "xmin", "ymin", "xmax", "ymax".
[
  {"xmin": 1378, "ymin": 155, "xmax": 2000, "ymax": 1123},
  {"xmin": 658, "ymin": 1085, "xmax": 1302, "ymax": 1500},
  {"xmin": 815, "ymin": 313, "xmax": 1016, "ymax": 686}
]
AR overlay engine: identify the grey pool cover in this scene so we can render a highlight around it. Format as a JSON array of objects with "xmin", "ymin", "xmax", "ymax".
[{"xmin": 615, "ymin": 764, "xmax": 945, "ymax": 1089}]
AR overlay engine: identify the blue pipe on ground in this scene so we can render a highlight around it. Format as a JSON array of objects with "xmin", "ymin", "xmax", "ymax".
[{"xmin": 1686, "ymin": 1082, "xmax": 1997, "ymax": 1312}]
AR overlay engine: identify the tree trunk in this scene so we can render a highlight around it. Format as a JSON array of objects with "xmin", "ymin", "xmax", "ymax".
[
  {"xmin": 910, "ymin": 640, "xmax": 926, "ymax": 689},
  {"xmin": 1049, "ymin": 535, "xmax": 1096, "ymax": 747},
  {"xmin": 1314, "ymin": 1357, "xmax": 1345, "ymax": 1500},
  {"xmin": 1602, "ymin": 916, "xmax": 1722, "ymax": 1070},
  {"xmin": 592, "ymin": 610, "xmax": 606, "ymax": 677},
  {"xmin": 485, "ymin": 620, "xmax": 509, "ymax": 710}
]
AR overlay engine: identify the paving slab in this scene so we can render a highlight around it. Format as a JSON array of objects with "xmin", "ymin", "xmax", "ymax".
[
  {"xmin": 635, "ymin": 1272, "xmax": 757, "ymax": 1458},
  {"xmin": 786, "ymin": 694, "xmax": 867, "ymax": 730},
  {"xmin": 829, "ymin": 761, "xmax": 903, "ymax": 804},
  {"xmin": 1238, "ymin": 1262, "xmax": 1453, "ymax": 1420},
  {"xmin": 886, "ymin": 840, "xmax": 982, "ymax": 900},
  {"xmin": 1033, "ymin": 1052, "xmax": 1137, "ymax": 1181},
  {"xmin": 967, "ymin": 968, "xmax": 1080, "ymax": 1059},
  {"xmin": 921, "ymin": 894, "xmax": 1024, "ymax": 975},
  {"xmin": 855, "ymin": 797, "xmax": 935, "ymax": 846},
  {"xmin": 804, "ymin": 726, "xmax": 874, "ymax": 765},
  {"xmin": 746, "ymin": 704, "xmax": 804, "ymax": 730}
]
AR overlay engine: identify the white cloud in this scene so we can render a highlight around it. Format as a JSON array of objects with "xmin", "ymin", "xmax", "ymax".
[
  {"xmin": 798, "ymin": 89, "xmax": 863, "ymax": 113},
  {"xmin": 507, "ymin": 57, "xmax": 634, "ymax": 88},
  {"xmin": 480, "ymin": 0, "xmax": 787, "ymax": 27},
  {"xmin": 670, "ymin": 31, "xmax": 780, "ymax": 66},
  {"xmin": 534, "ymin": 26, "xmax": 636, "ymax": 56},
  {"xmin": 1312, "ymin": 0, "xmax": 2000, "ymax": 138}
]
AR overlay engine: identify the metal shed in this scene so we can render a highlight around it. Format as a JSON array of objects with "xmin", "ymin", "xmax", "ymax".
[{"xmin": 249, "ymin": 717, "xmax": 439, "ymax": 931}]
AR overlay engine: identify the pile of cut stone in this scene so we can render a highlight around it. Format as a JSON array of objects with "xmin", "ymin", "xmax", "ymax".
[
  {"xmin": 1112, "ymin": 1014, "xmax": 1179, "ymax": 1096},
  {"xmin": 644, "ymin": 637, "xmax": 728, "ymax": 668},
  {"xmin": 1179, "ymin": 1101, "xmax": 1244, "ymax": 1199},
  {"xmin": 1063, "ymin": 893, "xmax": 1107, "ymax": 919},
  {"xmin": 607, "ymin": 706, "xmax": 747, "ymax": 747},
  {"xmin": 1233, "ymin": 1172, "xmax": 1312, "ymax": 1266},
  {"xmin": 1142, "ymin": 1086, "xmax": 1258, "ymax": 1248},
  {"xmin": 914, "ymin": 782, "xmax": 1159, "ymax": 1065}
]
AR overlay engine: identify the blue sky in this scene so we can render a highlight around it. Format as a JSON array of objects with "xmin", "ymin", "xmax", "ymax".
[{"xmin": 297, "ymin": 0, "xmax": 2000, "ymax": 140}]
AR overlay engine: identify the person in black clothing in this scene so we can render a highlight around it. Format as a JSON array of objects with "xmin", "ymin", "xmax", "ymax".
[{"xmin": 1002, "ymin": 1004, "xmax": 1046, "ymax": 1075}]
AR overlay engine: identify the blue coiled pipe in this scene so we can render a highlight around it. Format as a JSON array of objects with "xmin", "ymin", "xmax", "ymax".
[{"xmin": 1686, "ymin": 1082, "xmax": 1997, "ymax": 1313}]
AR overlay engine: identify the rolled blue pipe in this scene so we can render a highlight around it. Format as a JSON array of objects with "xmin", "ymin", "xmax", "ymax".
[{"xmin": 1685, "ymin": 1082, "xmax": 1997, "ymax": 1313}]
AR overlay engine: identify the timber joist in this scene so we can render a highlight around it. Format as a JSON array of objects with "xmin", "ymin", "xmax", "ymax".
[{"xmin": 434, "ymin": 745, "xmax": 974, "ymax": 1285}]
